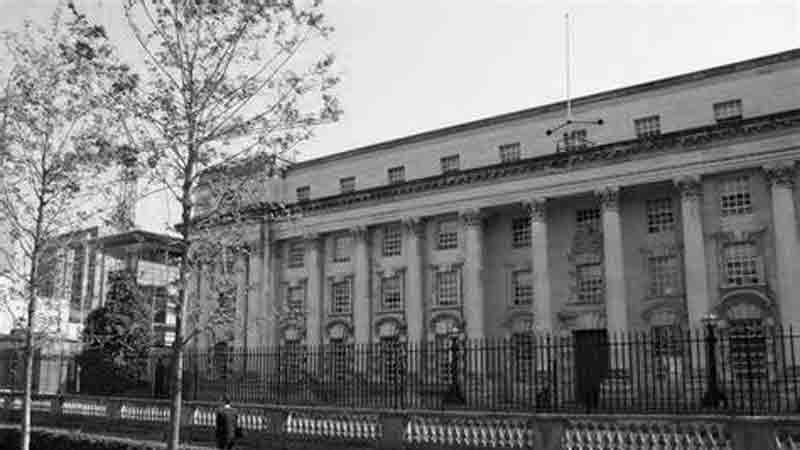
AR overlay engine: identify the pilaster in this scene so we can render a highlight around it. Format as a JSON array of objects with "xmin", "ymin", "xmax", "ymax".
[
  {"xmin": 403, "ymin": 216, "xmax": 426, "ymax": 343},
  {"xmin": 351, "ymin": 225, "xmax": 371, "ymax": 344},
  {"xmin": 764, "ymin": 161, "xmax": 800, "ymax": 326},
  {"xmin": 675, "ymin": 175, "xmax": 711, "ymax": 328},
  {"xmin": 523, "ymin": 198, "xmax": 553, "ymax": 332},
  {"xmin": 461, "ymin": 208, "xmax": 485, "ymax": 340},
  {"xmin": 597, "ymin": 186, "xmax": 628, "ymax": 332},
  {"xmin": 304, "ymin": 232, "xmax": 323, "ymax": 348}
]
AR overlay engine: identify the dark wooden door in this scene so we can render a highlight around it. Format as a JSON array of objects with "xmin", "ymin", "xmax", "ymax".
[{"xmin": 573, "ymin": 329, "xmax": 609, "ymax": 409}]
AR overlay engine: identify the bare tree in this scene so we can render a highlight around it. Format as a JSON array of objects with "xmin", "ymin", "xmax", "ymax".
[
  {"xmin": 0, "ymin": 4, "xmax": 128, "ymax": 449},
  {"xmin": 114, "ymin": 1, "xmax": 340, "ymax": 448}
]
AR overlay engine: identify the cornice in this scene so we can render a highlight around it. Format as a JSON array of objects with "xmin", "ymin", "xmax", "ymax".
[{"xmin": 275, "ymin": 108, "xmax": 800, "ymax": 219}]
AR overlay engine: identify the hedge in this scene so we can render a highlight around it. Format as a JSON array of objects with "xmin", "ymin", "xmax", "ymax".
[{"xmin": 0, "ymin": 426, "xmax": 210, "ymax": 450}]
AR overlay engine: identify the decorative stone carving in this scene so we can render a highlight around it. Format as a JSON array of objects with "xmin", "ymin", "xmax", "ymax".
[
  {"xmin": 460, "ymin": 208, "xmax": 483, "ymax": 227},
  {"xmin": 763, "ymin": 160, "xmax": 797, "ymax": 188},
  {"xmin": 402, "ymin": 216, "xmax": 426, "ymax": 237},
  {"xmin": 349, "ymin": 224, "xmax": 368, "ymax": 240},
  {"xmin": 522, "ymin": 198, "xmax": 547, "ymax": 223},
  {"xmin": 302, "ymin": 231, "xmax": 320, "ymax": 244},
  {"xmin": 674, "ymin": 175, "xmax": 703, "ymax": 201},
  {"xmin": 596, "ymin": 186, "xmax": 620, "ymax": 212}
]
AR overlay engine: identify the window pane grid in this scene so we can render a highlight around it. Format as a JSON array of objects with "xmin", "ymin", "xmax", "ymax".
[
  {"xmin": 340, "ymin": 177, "xmax": 356, "ymax": 193},
  {"xmin": 511, "ymin": 217, "xmax": 531, "ymax": 248},
  {"xmin": 729, "ymin": 319, "xmax": 767, "ymax": 379},
  {"xmin": 634, "ymin": 115, "xmax": 661, "ymax": 138},
  {"xmin": 648, "ymin": 254, "xmax": 680, "ymax": 297},
  {"xmin": 576, "ymin": 208, "xmax": 601, "ymax": 233},
  {"xmin": 720, "ymin": 176, "xmax": 752, "ymax": 216},
  {"xmin": 724, "ymin": 243, "xmax": 761, "ymax": 286},
  {"xmin": 646, "ymin": 198, "xmax": 675, "ymax": 233},
  {"xmin": 382, "ymin": 225, "xmax": 402, "ymax": 256},
  {"xmin": 512, "ymin": 270, "xmax": 533, "ymax": 306},
  {"xmin": 331, "ymin": 279, "xmax": 352, "ymax": 314},
  {"xmin": 288, "ymin": 242, "xmax": 304, "ymax": 268},
  {"xmin": 577, "ymin": 264, "xmax": 604, "ymax": 304},
  {"xmin": 714, "ymin": 99, "xmax": 743, "ymax": 121},
  {"xmin": 436, "ymin": 270, "xmax": 459, "ymax": 306},
  {"xmin": 381, "ymin": 275, "xmax": 403, "ymax": 310},
  {"xmin": 440, "ymin": 155, "xmax": 460, "ymax": 173},
  {"xmin": 437, "ymin": 220, "xmax": 458, "ymax": 250},
  {"xmin": 388, "ymin": 166, "xmax": 405, "ymax": 184},
  {"xmin": 499, "ymin": 142, "xmax": 521, "ymax": 163}
]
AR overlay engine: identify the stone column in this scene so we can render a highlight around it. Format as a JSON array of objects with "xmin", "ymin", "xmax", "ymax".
[
  {"xmin": 598, "ymin": 186, "xmax": 628, "ymax": 333},
  {"xmin": 403, "ymin": 217, "xmax": 426, "ymax": 344},
  {"xmin": 675, "ymin": 175, "xmax": 711, "ymax": 329},
  {"xmin": 246, "ymin": 243, "xmax": 262, "ymax": 350},
  {"xmin": 461, "ymin": 209, "xmax": 485, "ymax": 340},
  {"xmin": 352, "ymin": 225, "xmax": 371, "ymax": 344},
  {"xmin": 764, "ymin": 161, "xmax": 800, "ymax": 327},
  {"xmin": 304, "ymin": 233, "xmax": 323, "ymax": 348},
  {"xmin": 78, "ymin": 238, "xmax": 91, "ymax": 326},
  {"xmin": 234, "ymin": 252, "xmax": 248, "ymax": 349},
  {"xmin": 525, "ymin": 198, "xmax": 553, "ymax": 333},
  {"xmin": 260, "ymin": 221, "xmax": 276, "ymax": 348}
]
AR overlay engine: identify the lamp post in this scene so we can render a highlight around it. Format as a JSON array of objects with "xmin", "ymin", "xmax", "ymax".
[
  {"xmin": 701, "ymin": 313, "xmax": 726, "ymax": 408},
  {"xmin": 443, "ymin": 326, "xmax": 465, "ymax": 406}
]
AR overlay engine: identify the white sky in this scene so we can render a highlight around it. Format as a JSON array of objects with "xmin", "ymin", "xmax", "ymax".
[{"xmin": 1, "ymin": 0, "xmax": 798, "ymax": 234}]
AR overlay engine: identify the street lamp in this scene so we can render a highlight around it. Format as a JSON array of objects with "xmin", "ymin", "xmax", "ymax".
[
  {"xmin": 701, "ymin": 313, "xmax": 727, "ymax": 408},
  {"xmin": 443, "ymin": 325, "xmax": 465, "ymax": 406}
]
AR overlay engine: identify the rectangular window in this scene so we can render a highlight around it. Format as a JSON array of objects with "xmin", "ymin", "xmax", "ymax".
[
  {"xmin": 340, "ymin": 176, "xmax": 356, "ymax": 194},
  {"xmin": 382, "ymin": 224, "xmax": 402, "ymax": 257},
  {"xmin": 332, "ymin": 235, "xmax": 352, "ymax": 262},
  {"xmin": 562, "ymin": 129, "xmax": 587, "ymax": 151},
  {"xmin": 499, "ymin": 142, "xmax": 521, "ymax": 163},
  {"xmin": 646, "ymin": 198, "xmax": 675, "ymax": 233},
  {"xmin": 381, "ymin": 275, "xmax": 403, "ymax": 311},
  {"xmin": 512, "ymin": 270, "xmax": 533, "ymax": 306},
  {"xmin": 440, "ymin": 155, "xmax": 460, "ymax": 173},
  {"xmin": 296, "ymin": 186, "xmax": 310, "ymax": 202},
  {"xmin": 437, "ymin": 219, "xmax": 458, "ymax": 250},
  {"xmin": 387, "ymin": 166, "xmax": 405, "ymax": 184},
  {"xmin": 576, "ymin": 264, "xmax": 604, "ymax": 304},
  {"xmin": 652, "ymin": 325, "xmax": 682, "ymax": 377},
  {"xmin": 576, "ymin": 208, "xmax": 601, "ymax": 233},
  {"xmin": 435, "ymin": 270, "xmax": 460, "ymax": 306},
  {"xmin": 720, "ymin": 176, "xmax": 752, "ymax": 216},
  {"xmin": 634, "ymin": 115, "xmax": 661, "ymax": 138},
  {"xmin": 724, "ymin": 242, "xmax": 761, "ymax": 286},
  {"xmin": 288, "ymin": 242, "xmax": 304, "ymax": 268},
  {"xmin": 648, "ymin": 254, "xmax": 681, "ymax": 297},
  {"xmin": 331, "ymin": 278, "xmax": 352, "ymax": 314},
  {"xmin": 512, "ymin": 333, "xmax": 535, "ymax": 382},
  {"xmin": 511, "ymin": 217, "xmax": 531, "ymax": 248},
  {"xmin": 287, "ymin": 285, "xmax": 305, "ymax": 312},
  {"xmin": 714, "ymin": 99, "xmax": 743, "ymax": 122}
]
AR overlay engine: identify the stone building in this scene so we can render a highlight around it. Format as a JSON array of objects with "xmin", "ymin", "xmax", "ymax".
[{"xmin": 191, "ymin": 49, "xmax": 800, "ymax": 358}]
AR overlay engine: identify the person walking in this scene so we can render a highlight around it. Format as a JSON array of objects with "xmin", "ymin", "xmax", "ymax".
[{"xmin": 215, "ymin": 395, "xmax": 241, "ymax": 449}]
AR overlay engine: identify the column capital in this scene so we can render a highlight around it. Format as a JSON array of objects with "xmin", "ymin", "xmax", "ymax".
[
  {"xmin": 522, "ymin": 198, "xmax": 547, "ymax": 223},
  {"xmin": 460, "ymin": 208, "xmax": 484, "ymax": 228},
  {"xmin": 596, "ymin": 186, "xmax": 620, "ymax": 213},
  {"xmin": 674, "ymin": 175, "xmax": 703, "ymax": 201},
  {"xmin": 402, "ymin": 216, "xmax": 426, "ymax": 237},
  {"xmin": 302, "ymin": 231, "xmax": 321, "ymax": 244},
  {"xmin": 349, "ymin": 224, "xmax": 368, "ymax": 240},
  {"xmin": 763, "ymin": 161, "xmax": 797, "ymax": 188}
]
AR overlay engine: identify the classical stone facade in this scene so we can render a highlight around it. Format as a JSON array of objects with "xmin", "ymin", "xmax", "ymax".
[{"xmin": 192, "ymin": 49, "xmax": 800, "ymax": 350}]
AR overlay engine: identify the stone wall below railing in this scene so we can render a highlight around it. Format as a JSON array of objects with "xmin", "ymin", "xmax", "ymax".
[{"xmin": 1, "ymin": 393, "xmax": 800, "ymax": 450}]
